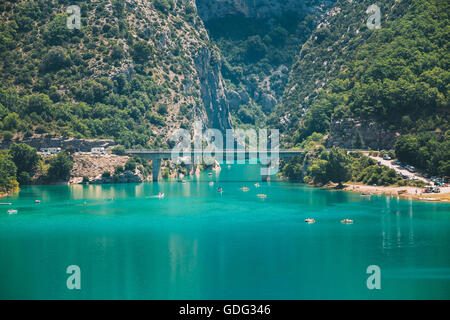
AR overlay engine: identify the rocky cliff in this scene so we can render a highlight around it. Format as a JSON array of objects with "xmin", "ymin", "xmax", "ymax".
[
  {"xmin": 194, "ymin": 47, "xmax": 233, "ymax": 130},
  {"xmin": 325, "ymin": 118, "xmax": 399, "ymax": 150}
]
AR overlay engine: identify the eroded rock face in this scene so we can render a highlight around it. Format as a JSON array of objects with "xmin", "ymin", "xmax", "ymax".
[
  {"xmin": 194, "ymin": 47, "xmax": 233, "ymax": 131},
  {"xmin": 196, "ymin": 0, "xmax": 316, "ymax": 20},
  {"xmin": 325, "ymin": 118, "xmax": 399, "ymax": 150},
  {"xmin": 259, "ymin": 93, "xmax": 277, "ymax": 113}
]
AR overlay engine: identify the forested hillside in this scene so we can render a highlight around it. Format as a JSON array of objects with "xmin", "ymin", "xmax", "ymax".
[
  {"xmin": 271, "ymin": 0, "xmax": 449, "ymax": 176},
  {"xmin": 0, "ymin": 0, "xmax": 230, "ymax": 149}
]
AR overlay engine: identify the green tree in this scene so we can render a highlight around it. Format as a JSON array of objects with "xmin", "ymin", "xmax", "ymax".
[
  {"xmin": 111, "ymin": 145, "xmax": 126, "ymax": 155},
  {"xmin": 27, "ymin": 94, "xmax": 52, "ymax": 115},
  {"xmin": 326, "ymin": 147, "xmax": 352, "ymax": 186},
  {"xmin": 2, "ymin": 112, "xmax": 20, "ymax": 131},
  {"xmin": 309, "ymin": 159, "xmax": 328, "ymax": 184},
  {"xmin": 245, "ymin": 36, "xmax": 267, "ymax": 61},
  {"xmin": 8, "ymin": 143, "xmax": 40, "ymax": 183},
  {"xmin": 394, "ymin": 135, "xmax": 420, "ymax": 165},
  {"xmin": 132, "ymin": 41, "xmax": 153, "ymax": 63},
  {"xmin": 0, "ymin": 152, "xmax": 18, "ymax": 193},
  {"xmin": 41, "ymin": 47, "xmax": 70, "ymax": 72},
  {"xmin": 125, "ymin": 159, "xmax": 137, "ymax": 171},
  {"xmin": 47, "ymin": 152, "xmax": 73, "ymax": 181}
]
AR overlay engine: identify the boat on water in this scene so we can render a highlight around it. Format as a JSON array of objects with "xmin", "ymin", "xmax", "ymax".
[
  {"xmin": 208, "ymin": 172, "xmax": 213, "ymax": 176},
  {"xmin": 305, "ymin": 218, "xmax": 316, "ymax": 224},
  {"xmin": 35, "ymin": 200, "xmax": 41, "ymax": 203},
  {"xmin": 8, "ymin": 209, "xmax": 18, "ymax": 215},
  {"xmin": 209, "ymin": 181, "xmax": 214, "ymax": 186},
  {"xmin": 254, "ymin": 183, "xmax": 260, "ymax": 188},
  {"xmin": 217, "ymin": 188, "xmax": 223, "ymax": 193},
  {"xmin": 241, "ymin": 187, "xmax": 249, "ymax": 192},
  {"xmin": 341, "ymin": 219, "xmax": 354, "ymax": 224},
  {"xmin": 158, "ymin": 193, "xmax": 165, "ymax": 199},
  {"xmin": 257, "ymin": 194, "xmax": 267, "ymax": 198}
]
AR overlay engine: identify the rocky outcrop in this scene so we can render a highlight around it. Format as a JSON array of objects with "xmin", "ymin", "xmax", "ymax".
[
  {"xmin": 325, "ymin": 118, "xmax": 399, "ymax": 150},
  {"xmin": 194, "ymin": 47, "xmax": 233, "ymax": 131},
  {"xmin": 70, "ymin": 153, "xmax": 146, "ymax": 184},
  {"xmin": 259, "ymin": 93, "xmax": 277, "ymax": 113},
  {"xmin": 70, "ymin": 154, "xmax": 130, "ymax": 181},
  {"xmin": 0, "ymin": 136, "xmax": 115, "ymax": 152}
]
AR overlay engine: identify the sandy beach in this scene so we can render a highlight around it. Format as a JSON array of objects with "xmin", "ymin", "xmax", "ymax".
[{"xmin": 344, "ymin": 184, "xmax": 450, "ymax": 203}]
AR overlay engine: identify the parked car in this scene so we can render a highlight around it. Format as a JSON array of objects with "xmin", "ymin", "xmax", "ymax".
[
  {"xmin": 432, "ymin": 187, "xmax": 441, "ymax": 193},
  {"xmin": 383, "ymin": 155, "xmax": 391, "ymax": 160},
  {"xmin": 424, "ymin": 187, "xmax": 434, "ymax": 194},
  {"xmin": 393, "ymin": 160, "xmax": 402, "ymax": 166}
]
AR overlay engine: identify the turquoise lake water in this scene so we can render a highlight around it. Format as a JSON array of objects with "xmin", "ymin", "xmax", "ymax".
[{"xmin": 0, "ymin": 164, "xmax": 449, "ymax": 299}]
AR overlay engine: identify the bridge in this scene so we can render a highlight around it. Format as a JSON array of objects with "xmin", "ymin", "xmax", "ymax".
[{"xmin": 126, "ymin": 149, "xmax": 307, "ymax": 182}]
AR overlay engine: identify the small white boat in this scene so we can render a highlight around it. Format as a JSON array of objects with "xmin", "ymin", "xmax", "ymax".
[
  {"xmin": 158, "ymin": 193, "xmax": 165, "ymax": 199},
  {"xmin": 8, "ymin": 209, "xmax": 18, "ymax": 215},
  {"xmin": 341, "ymin": 219, "xmax": 354, "ymax": 224},
  {"xmin": 305, "ymin": 218, "xmax": 316, "ymax": 224}
]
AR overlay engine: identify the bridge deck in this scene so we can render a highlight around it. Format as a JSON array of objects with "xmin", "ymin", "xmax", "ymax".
[{"xmin": 126, "ymin": 149, "xmax": 306, "ymax": 154}]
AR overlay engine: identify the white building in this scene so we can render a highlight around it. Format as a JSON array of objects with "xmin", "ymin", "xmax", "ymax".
[
  {"xmin": 91, "ymin": 147, "xmax": 105, "ymax": 154},
  {"xmin": 39, "ymin": 147, "xmax": 61, "ymax": 155}
]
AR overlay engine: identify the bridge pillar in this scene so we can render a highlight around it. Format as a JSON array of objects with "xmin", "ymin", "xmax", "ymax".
[
  {"xmin": 152, "ymin": 159, "xmax": 162, "ymax": 182},
  {"xmin": 261, "ymin": 162, "xmax": 271, "ymax": 182}
]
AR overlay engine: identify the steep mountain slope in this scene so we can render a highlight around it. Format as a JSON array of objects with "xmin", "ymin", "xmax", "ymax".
[
  {"xmin": 0, "ymin": 0, "xmax": 231, "ymax": 148},
  {"xmin": 270, "ymin": 0, "xmax": 449, "ymax": 151},
  {"xmin": 198, "ymin": 0, "xmax": 335, "ymax": 127}
]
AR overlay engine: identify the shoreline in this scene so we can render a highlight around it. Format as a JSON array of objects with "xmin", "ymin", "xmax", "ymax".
[
  {"xmin": 3, "ymin": 179, "xmax": 450, "ymax": 204},
  {"xmin": 340, "ymin": 184, "xmax": 450, "ymax": 203}
]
